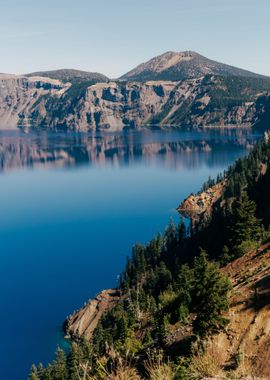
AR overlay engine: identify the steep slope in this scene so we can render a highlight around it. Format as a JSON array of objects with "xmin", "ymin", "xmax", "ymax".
[
  {"xmin": 26, "ymin": 69, "xmax": 109, "ymax": 84},
  {"xmin": 63, "ymin": 243, "xmax": 270, "ymax": 378},
  {"xmin": 64, "ymin": 290, "xmax": 121, "ymax": 340},
  {"xmin": 121, "ymin": 51, "xmax": 266, "ymax": 82},
  {"xmin": 208, "ymin": 242, "xmax": 270, "ymax": 378},
  {"xmin": 0, "ymin": 74, "xmax": 69, "ymax": 129},
  {"xmin": 0, "ymin": 73, "xmax": 270, "ymax": 131},
  {"xmin": 12, "ymin": 76, "xmax": 270, "ymax": 130},
  {"xmin": 30, "ymin": 136, "xmax": 270, "ymax": 379}
]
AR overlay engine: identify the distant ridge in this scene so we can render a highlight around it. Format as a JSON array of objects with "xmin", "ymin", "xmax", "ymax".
[
  {"xmin": 26, "ymin": 69, "xmax": 109, "ymax": 84},
  {"xmin": 120, "ymin": 51, "xmax": 266, "ymax": 81},
  {"xmin": 1, "ymin": 52, "xmax": 270, "ymax": 132}
]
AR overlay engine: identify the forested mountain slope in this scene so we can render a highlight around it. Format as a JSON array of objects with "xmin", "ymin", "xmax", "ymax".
[{"xmin": 29, "ymin": 136, "xmax": 270, "ymax": 379}]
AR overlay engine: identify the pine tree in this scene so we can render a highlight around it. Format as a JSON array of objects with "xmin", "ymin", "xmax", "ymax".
[
  {"xmin": 51, "ymin": 347, "xmax": 68, "ymax": 380},
  {"xmin": 29, "ymin": 365, "xmax": 40, "ymax": 380},
  {"xmin": 229, "ymin": 192, "xmax": 262, "ymax": 248},
  {"xmin": 68, "ymin": 342, "xmax": 82, "ymax": 380},
  {"xmin": 164, "ymin": 219, "xmax": 177, "ymax": 251},
  {"xmin": 93, "ymin": 323, "xmax": 105, "ymax": 355},
  {"xmin": 192, "ymin": 251, "xmax": 231, "ymax": 336},
  {"xmin": 178, "ymin": 219, "xmax": 187, "ymax": 244}
]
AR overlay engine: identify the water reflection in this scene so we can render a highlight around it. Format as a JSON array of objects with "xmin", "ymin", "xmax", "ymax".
[{"xmin": 0, "ymin": 129, "xmax": 261, "ymax": 172}]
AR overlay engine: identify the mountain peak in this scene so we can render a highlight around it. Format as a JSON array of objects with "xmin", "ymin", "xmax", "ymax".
[{"xmin": 120, "ymin": 51, "xmax": 265, "ymax": 82}]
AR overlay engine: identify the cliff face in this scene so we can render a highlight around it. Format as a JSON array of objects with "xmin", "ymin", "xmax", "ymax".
[
  {"xmin": 0, "ymin": 74, "xmax": 269, "ymax": 131},
  {"xmin": 0, "ymin": 74, "xmax": 69, "ymax": 129},
  {"xmin": 64, "ymin": 289, "xmax": 121, "ymax": 340},
  {"xmin": 178, "ymin": 181, "xmax": 225, "ymax": 222}
]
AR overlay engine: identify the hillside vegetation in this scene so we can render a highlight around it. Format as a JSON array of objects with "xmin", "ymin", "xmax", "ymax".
[{"xmin": 29, "ymin": 136, "xmax": 270, "ymax": 379}]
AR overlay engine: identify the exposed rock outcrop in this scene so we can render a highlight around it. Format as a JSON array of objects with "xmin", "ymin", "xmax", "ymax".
[
  {"xmin": 64, "ymin": 289, "xmax": 121, "ymax": 340},
  {"xmin": 178, "ymin": 181, "xmax": 225, "ymax": 222},
  {"xmin": 0, "ymin": 75, "xmax": 69, "ymax": 129},
  {"xmin": 0, "ymin": 73, "xmax": 270, "ymax": 131}
]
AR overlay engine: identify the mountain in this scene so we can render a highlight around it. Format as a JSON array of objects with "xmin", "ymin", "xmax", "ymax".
[
  {"xmin": 1, "ymin": 52, "xmax": 270, "ymax": 131},
  {"xmin": 26, "ymin": 69, "xmax": 109, "ymax": 84},
  {"xmin": 121, "ymin": 51, "xmax": 266, "ymax": 81},
  {"xmin": 1, "ymin": 73, "xmax": 270, "ymax": 131}
]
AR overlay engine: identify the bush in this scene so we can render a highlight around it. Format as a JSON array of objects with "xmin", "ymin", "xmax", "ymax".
[{"xmin": 234, "ymin": 240, "xmax": 259, "ymax": 258}]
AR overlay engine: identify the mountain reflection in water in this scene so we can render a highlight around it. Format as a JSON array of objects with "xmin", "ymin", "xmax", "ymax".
[{"xmin": 0, "ymin": 129, "xmax": 260, "ymax": 172}]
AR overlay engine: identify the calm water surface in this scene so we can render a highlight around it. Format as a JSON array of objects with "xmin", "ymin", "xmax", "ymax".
[{"xmin": 0, "ymin": 129, "xmax": 261, "ymax": 379}]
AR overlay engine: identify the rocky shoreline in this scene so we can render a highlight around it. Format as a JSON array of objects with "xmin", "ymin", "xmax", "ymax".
[
  {"xmin": 178, "ymin": 181, "xmax": 224, "ymax": 222},
  {"xmin": 64, "ymin": 289, "xmax": 121, "ymax": 341}
]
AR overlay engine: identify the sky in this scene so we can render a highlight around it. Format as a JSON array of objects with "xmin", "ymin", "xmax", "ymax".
[{"xmin": 0, "ymin": 0, "xmax": 270, "ymax": 78}]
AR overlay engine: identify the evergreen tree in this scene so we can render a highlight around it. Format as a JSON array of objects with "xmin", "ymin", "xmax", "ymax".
[
  {"xmin": 192, "ymin": 251, "xmax": 231, "ymax": 336},
  {"xmin": 68, "ymin": 342, "xmax": 82, "ymax": 380},
  {"xmin": 51, "ymin": 348, "xmax": 68, "ymax": 380},
  {"xmin": 29, "ymin": 365, "xmax": 40, "ymax": 380},
  {"xmin": 171, "ymin": 264, "xmax": 194, "ymax": 323},
  {"xmin": 229, "ymin": 192, "xmax": 262, "ymax": 248}
]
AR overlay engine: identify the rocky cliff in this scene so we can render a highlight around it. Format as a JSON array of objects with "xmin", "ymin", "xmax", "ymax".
[
  {"xmin": 178, "ymin": 181, "xmax": 225, "ymax": 222},
  {"xmin": 64, "ymin": 289, "xmax": 121, "ymax": 340},
  {"xmin": 0, "ymin": 74, "xmax": 270, "ymax": 131},
  {"xmin": 0, "ymin": 74, "xmax": 70, "ymax": 129}
]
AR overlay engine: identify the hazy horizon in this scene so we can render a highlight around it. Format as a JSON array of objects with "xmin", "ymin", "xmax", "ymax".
[{"xmin": 1, "ymin": 0, "xmax": 270, "ymax": 77}]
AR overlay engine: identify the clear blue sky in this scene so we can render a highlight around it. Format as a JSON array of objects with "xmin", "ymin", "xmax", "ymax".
[{"xmin": 1, "ymin": 0, "xmax": 269, "ymax": 78}]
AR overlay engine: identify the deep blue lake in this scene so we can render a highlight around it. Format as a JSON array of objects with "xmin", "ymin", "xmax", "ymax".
[{"xmin": 0, "ymin": 129, "xmax": 261, "ymax": 379}]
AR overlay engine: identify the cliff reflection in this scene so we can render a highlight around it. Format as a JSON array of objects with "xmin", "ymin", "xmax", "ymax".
[{"xmin": 0, "ymin": 130, "xmax": 261, "ymax": 173}]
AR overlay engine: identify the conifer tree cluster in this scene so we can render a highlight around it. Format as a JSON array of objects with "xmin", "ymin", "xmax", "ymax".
[{"xmin": 29, "ymin": 137, "xmax": 270, "ymax": 380}]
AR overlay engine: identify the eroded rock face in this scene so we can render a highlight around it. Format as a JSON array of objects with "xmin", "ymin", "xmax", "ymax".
[
  {"xmin": 0, "ymin": 75, "xmax": 69, "ymax": 129},
  {"xmin": 0, "ymin": 74, "xmax": 269, "ymax": 131},
  {"xmin": 178, "ymin": 181, "xmax": 225, "ymax": 222},
  {"xmin": 64, "ymin": 289, "xmax": 121, "ymax": 340}
]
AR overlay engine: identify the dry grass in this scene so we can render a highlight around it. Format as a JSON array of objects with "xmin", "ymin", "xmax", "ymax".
[
  {"xmin": 228, "ymin": 348, "xmax": 252, "ymax": 379},
  {"xmin": 107, "ymin": 365, "xmax": 141, "ymax": 380},
  {"xmin": 145, "ymin": 350, "xmax": 176, "ymax": 380},
  {"xmin": 187, "ymin": 344, "xmax": 225, "ymax": 380},
  {"xmin": 93, "ymin": 346, "xmax": 141, "ymax": 380}
]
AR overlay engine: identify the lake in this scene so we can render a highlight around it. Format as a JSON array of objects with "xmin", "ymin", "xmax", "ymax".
[{"xmin": 0, "ymin": 129, "xmax": 261, "ymax": 379}]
